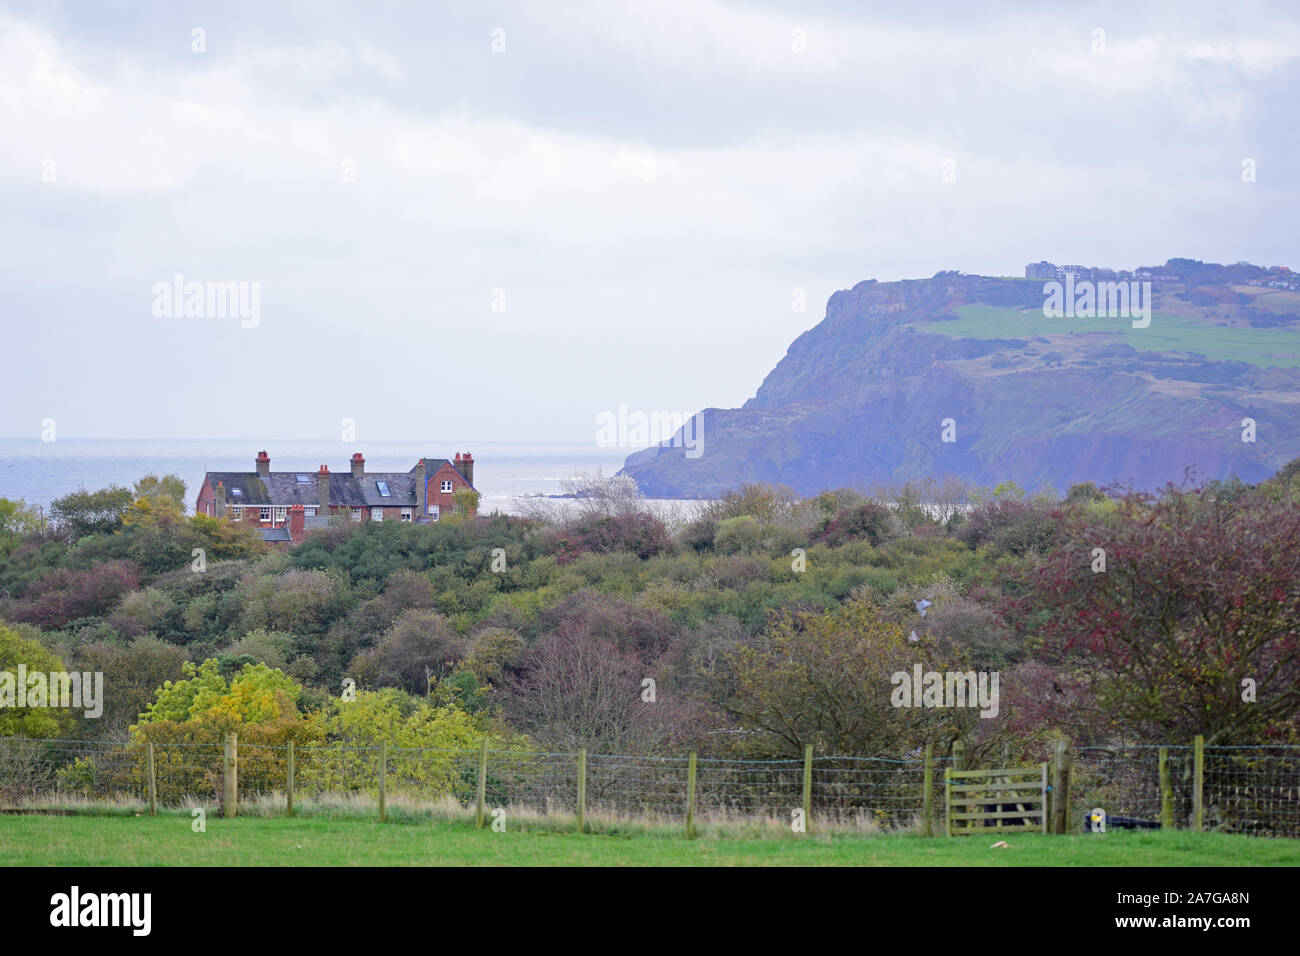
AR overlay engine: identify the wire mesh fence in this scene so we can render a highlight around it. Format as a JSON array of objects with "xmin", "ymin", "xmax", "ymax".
[
  {"xmin": 1, "ymin": 736, "xmax": 1297, "ymax": 837},
  {"xmin": 1202, "ymin": 746, "xmax": 1300, "ymax": 838},
  {"xmin": 1072, "ymin": 746, "xmax": 1192, "ymax": 829}
]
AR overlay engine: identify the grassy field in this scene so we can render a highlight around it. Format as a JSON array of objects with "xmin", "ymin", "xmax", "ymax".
[
  {"xmin": 4, "ymin": 812, "xmax": 1300, "ymax": 866},
  {"xmin": 916, "ymin": 304, "xmax": 1300, "ymax": 367}
]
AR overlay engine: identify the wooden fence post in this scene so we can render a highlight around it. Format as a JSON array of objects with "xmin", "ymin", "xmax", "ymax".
[
  {"xmin": 475, "ymin": 738, "xmax": 488, "ymax": 829},
  {"xmin": 576, "ymin": 748, "xmax": 587, "ymax": 834},
  {"xmin": 1158, "ymin": 746, "xmax": 1172, "ymax": 830},
  {"xmin": 1193, "ymin": 734, "xmax": 1204, "ymax": 831},
  {"xmin": 802, "ymin": 744, "xmax": 813, "ymax": 835},
  {"xmin": 223, "ymin": 732, "xmax": 237, "ymax": 819},
  {"xmin": 378, "ymin": 742, "xmax": 387, "ymax": 823},
  {"xmin": 146, "ymin": 742, "xmax": 157, "ymax": 817},
  {"xmin": 944, "ymin": 766, "xmax": 953, "ymax": 837},
  {"xmin": 1051, "ymin": 738, "xmax": 1070, "ymax": 835},
  {"xmin": 286, "ymin": 740, "xmax": 295, "ymax": 817},
  {"xmin": 946, "ymin": 739, "xmax": 962, "ymax": 838},
  {"xmin": 922, "ymin": 742, "xmax": 934, "ymax": 838},
  {"xmin": 686, "ymin": 750, "xmax": 698, "ymax": 839}
]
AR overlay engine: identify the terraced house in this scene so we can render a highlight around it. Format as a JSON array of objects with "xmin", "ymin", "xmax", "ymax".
[{"xmin": 195, "ymin": 451, "xmax": 477, "ymax": 544}]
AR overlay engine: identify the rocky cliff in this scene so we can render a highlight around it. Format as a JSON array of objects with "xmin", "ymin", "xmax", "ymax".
[{"xmin": 620, "ymin": 262, "xmax": 1300, "ymax": 496}]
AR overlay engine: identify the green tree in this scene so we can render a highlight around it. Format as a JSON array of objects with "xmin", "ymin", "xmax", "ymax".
[
  {"xmin": 132, "ymin": 474, "xmax": 187, "ymax": 510},
  {"xmin": 0, "ymin": 623, "xmax": 75, "ymax": 737},
  {"xmin": 706, "ymin": 599, "xmax": 977, "ymax": 757},
  {"xmin": 136, "ymin": 658, "xmax": 301, "ymax": 733},
  {"xmin": 50, "ymin": 485, "xmax": 133, "ymax": 540},
  {"xmin": 0, "ymin": 498, "xmax": 43, "ymax": 552}
]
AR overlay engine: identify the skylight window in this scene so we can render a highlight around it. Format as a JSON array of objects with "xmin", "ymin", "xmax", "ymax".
[
  {"xmin": 376, "ymin": 481, "xmax": 391, "ymax": 497},
  {"xmin": 231, "ymin": 488, "xmax": 243, "ymax": 497},
  {"xmin": 297, "ymin": 474, "xmax": 311, "ymax": 484}
]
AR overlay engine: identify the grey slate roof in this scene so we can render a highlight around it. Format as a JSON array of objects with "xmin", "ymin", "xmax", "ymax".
[
  {"xmin": 257, "ymin": 527, "xmax": 292, "ymax": 542},
  {"xmin": 209, "ymin": 459, "xmax": 474, "ymax": 509}
]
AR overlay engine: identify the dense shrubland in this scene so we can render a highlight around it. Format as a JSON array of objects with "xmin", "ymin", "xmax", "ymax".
[{"xmin": 2, "ymin": 464, "xmax": 1299, "ymax": 763}]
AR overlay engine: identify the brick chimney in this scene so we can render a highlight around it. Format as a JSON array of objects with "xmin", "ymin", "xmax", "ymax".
[
  {"xmin": 455, "ymin": 451, "xmax": 474, "ymax": 486},
  {"xmin": 351, "ymin": 452, "xmax": 365, "ymax": 478},
  {"xmin": 413, "ymin": 459, "xmax": 427, "ymax": 517},
  {"xmin": 255, "ymin": 450, "xmax": 270, "ymax": 478},
  {"xmin": 215, "ymin": 480, "xmax": 226, "ymax": 518},
  {"xmin": 289, "ymin": 504, "xmax": 305, "ymax": 542},
  {"xmin": 318, "ymin": 465, "xmax": 330, "ymax": 512}
]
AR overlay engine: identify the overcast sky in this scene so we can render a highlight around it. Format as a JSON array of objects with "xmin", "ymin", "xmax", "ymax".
[{"xmin": 2, "ymin": 1, "xmax": 1297, "ymax": 442}]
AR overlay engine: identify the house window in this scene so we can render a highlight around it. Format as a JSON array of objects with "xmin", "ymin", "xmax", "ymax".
[
  {"xmin": 274, "ymin": 507, "xmax": 287, "ymax": 524},
  {"xmin": 371, "ymin": 507, "xmax": 383, "ymax": 522},
  {"xmin": 441, "ymin": 479, "xmax": 453, "ymax": 493},
  {"xmin": 229, "ymin": 506, "xmax": 241, "ymax": 522},
  {"xmin": 429, "ymin": 505, "xmax": 440, "ymax": 521},
  {"xmin": 305, "ymin": 506, "xmax": 317, "ymax": 517},
  {"xmin": 260, "ymin": 507, "xmax": 271, "ymax": 522},
  {"xmin": 351, "ymin": 507, "xmax": 362, "ymax": 521},
  {"xmin": 400, "ymin": 508, "xmax": 412, "ymax": 522}
]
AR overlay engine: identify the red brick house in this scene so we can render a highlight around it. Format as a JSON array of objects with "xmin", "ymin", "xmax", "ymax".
[{"xmin": 195, "ymin": 451, "xmax": 477, "ymax": 544}]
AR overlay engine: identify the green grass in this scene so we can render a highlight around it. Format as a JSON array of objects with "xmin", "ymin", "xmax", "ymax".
[
  {"xmin": 3, "ymin": 813, "xmax": 1299, "ymax": 866},
  {"xmin": 917, "ymin": 305, "xmax": 1300, "ymax": 368}
]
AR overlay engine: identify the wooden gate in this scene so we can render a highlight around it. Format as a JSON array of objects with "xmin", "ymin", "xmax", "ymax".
[{"xmin": 945, "ymin": 764, "xmax": 1048, "ymax": 835}]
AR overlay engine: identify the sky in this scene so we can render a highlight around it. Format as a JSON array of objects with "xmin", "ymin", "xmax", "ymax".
[{"xmin": 1, "ymin": 0, "xmax": 1298, "ymax": 442}]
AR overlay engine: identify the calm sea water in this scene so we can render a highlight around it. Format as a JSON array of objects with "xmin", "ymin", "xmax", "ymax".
[{"xmin": 0, "ymin": 439, "xmax": 644, "ymax": 516}]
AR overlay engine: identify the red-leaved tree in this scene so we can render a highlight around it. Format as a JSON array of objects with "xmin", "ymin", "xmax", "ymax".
[{"xmin": 1007, "ymin": 485, "xmax": 1300, "ymax": 744}]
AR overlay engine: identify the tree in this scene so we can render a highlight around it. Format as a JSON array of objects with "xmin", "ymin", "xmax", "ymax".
[
  {"xmin": 557, "ymin": 512, "xmax": 671, "ymax": 560},
  {"xmin": 464, "ymin": 627, "xmax": 527, "ymax": 687},
  {"xmin": 701, "ymin": 483, "xmax": 796, "ymax": 524},
  {"xmin": 506, "ymin": 631, "xmax": 688, "ymax": 752},
  {"xmin": 0, "ymin": 623, "xmax": 75, "ymax": 737},
  {"xmin": 1008, "ymin": 485, "xmax": 1300, "ymax": 744},
  {"xmin": 132, "ymin": 474, "xmax": 187, "ymax": 510},
  {"xmin": 71, "ymin": 637, "xmax": 187, "ymax": 739},
  {"xmin": 2, "ymin": 560, "xmax": 141, "ymax": 630},
  {"xmin": 559, "ymin": 469, "xmax": 646, "ymax": 520},
  {"xmin": 813, "ymin": 501, "xmax": 897, "ymax": 547},
  {"xmin": 125, "ymin": 474, "xmax": 187, "ymax": 526},
  {"xmin": 449, "ymin": 487, "xmax": 481, "ymax": 520},
  {"xmin": 351, "ymin": 608, "xmax": 466, "ymax": 695},
  {"xmin": 705, "ymin": 598, "xmax": 978, "ymax": 757},
  {"xmin": 136, "ymin": 658, "xmax": 302, "ymax": 732},
  {"xmin": 0, "ymin": 497, "xmax": 43, "ymax": 545},
  {"xmin": 954, "ymin": 497, "xmax": 1057, "ymax": 557},
  {"xmin": 50, "ymin": 485, "xmax": 133, "ymax": 540}
]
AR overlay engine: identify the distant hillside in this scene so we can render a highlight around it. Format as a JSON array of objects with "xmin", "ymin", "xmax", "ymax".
[{"xmin": 621, "ymin": 259, "xmax": 1300, "ymax": 496}]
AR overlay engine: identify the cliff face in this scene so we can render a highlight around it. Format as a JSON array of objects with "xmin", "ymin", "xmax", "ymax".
[{"xmin": 620, "ymin": 266, "xmax": 1299, "ymax": 496}]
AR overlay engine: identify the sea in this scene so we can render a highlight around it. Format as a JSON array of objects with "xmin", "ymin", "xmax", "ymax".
[{"xmin": 0, "ymin": 438, "xmax": 695, "ymax": 519}]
